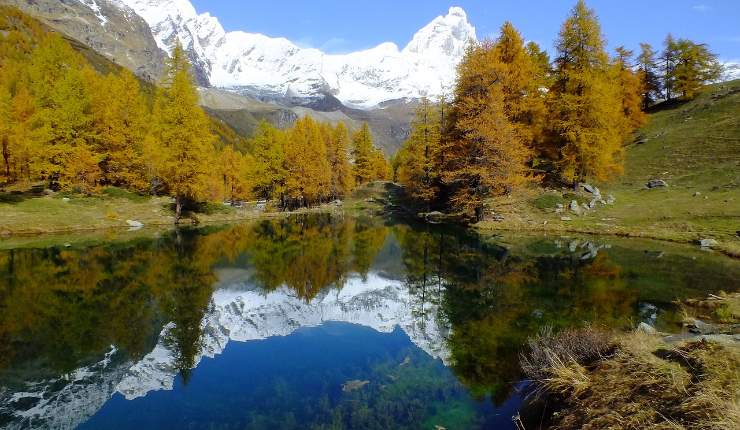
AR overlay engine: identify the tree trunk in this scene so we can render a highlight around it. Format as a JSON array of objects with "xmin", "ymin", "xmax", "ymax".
[
  {"xmin": 2, "ymin": 137, "xmax": 10, "ymax": 180},
  {"xmin": 175, "ymin": 196, "xmax": 183, "ymax": 224}
]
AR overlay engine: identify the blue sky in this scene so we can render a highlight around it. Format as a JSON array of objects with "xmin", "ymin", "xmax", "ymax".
[{"xmin": 190, "ymin": 0, "xmax": 740, "ymax": 61}]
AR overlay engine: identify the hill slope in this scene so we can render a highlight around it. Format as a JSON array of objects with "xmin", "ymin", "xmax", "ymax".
[{"xmin": 480, "ymin": 80, "xmax": 740, "ymax": 255}]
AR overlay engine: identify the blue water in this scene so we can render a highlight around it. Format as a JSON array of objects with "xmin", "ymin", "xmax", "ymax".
[{"xmin": 80, "ymin": 322, "xmax": 517, "ymax": 430}]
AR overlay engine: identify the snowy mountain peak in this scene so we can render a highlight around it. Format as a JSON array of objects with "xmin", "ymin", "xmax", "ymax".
[
  {"xmin": 117, "ymin": 0, "xmax": 478, "ymax": 108},
  {"xmin": 403, "ymin": 6, "xmax": 476, "ymax": 57}
]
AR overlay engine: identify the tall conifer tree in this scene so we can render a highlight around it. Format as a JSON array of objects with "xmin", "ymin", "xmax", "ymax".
[
  {"xmin": 148, "ymin": 42, "xmax": 216, "ymax": 222},
  {"xmin": 550, "ymin": 0, "xmax": 624, "ymax": 185}
]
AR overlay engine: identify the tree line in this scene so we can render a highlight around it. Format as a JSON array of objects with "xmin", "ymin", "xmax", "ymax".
[
  {"xmin": 0, "ymin": 7, "xmax": 389, "ymax": 221},
  {"xmin": 395, "ymin": 0, "xmax": 722, "ymax": 220}
]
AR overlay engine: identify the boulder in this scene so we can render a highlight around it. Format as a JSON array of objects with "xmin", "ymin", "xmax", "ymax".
[
  {"xmin": 606, "ymin": 194, "xmax": 615, "ymax": 205},
  {"xmin": 424, "ymin": 211, "xmax": 445, "ymax": 224},
  {"xmin": 569, "ymin": 200, "xmax": 581, "ymax": 214},
  {"xmin": 126, "ymin": 220, "xmax": 144, "ymax": 228},
  {"xmin": 698, "ymin": 238, "xmax": 718, "ymax": 248},
  {"xmin": 637, "ymin": 322, "xmax": 657, "ymax": 335},
  {"xmin": 560, "ymin": 216, "xmax": 572, "ymax": 221},
  {"xmin": 579, "ymin": 183, "xmax": 601, "ymax": 198},
  {"xmin": 646, "ymin": 179, "xmax": 668, "ymax": 189},
  {"xmin": 685, "ymin": 318, "xmax": 718, "ymax": 335}
]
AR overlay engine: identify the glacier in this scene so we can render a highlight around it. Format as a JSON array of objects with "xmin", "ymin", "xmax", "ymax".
[{"xmin": 117, "ymin": 0, "xmax": 477, "ymax": 108}]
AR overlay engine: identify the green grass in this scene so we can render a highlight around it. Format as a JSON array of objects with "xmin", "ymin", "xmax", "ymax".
[{"xmin": 479, "ymin": 80, "xmax": 740, "ymax": 256}]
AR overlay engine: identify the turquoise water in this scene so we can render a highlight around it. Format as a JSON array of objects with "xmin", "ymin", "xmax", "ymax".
[{"xmin": 1, "ymin": 214, "xmax": 738, "ymax": 429}]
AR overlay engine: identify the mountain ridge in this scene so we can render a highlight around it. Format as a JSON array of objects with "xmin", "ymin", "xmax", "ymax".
[{"xmin": 117, "ymin": 0, "xmax": 477, "ymax": 108}]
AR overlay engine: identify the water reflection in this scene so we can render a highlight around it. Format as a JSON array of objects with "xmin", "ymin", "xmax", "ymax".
[{"xmin": 0, "ymin": 214, "xmax": 738, "ymax": 429}]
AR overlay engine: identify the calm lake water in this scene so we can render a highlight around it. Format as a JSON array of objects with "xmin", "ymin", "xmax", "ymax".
[{"xmin": 1, "ymin": 214, "xmax": 738, "ymax": 429}]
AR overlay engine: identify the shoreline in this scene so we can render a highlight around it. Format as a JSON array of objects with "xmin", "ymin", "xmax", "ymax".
[{"xmin": 475, "ymin": 221, "xmax": 740, "ymax": 259}]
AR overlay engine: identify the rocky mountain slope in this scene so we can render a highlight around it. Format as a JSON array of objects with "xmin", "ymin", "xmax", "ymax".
[
  {"xmin": 0, "ymin": 0, "xmax": 167, "ymax": 81},
  {"xmin": 117, "ymin": 0, "xmax": 476, "ymax": 109}
]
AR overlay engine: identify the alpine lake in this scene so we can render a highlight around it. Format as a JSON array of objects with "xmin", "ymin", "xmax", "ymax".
[{"xmin": 1, "ymin": 213, "xmax": 738, "ymax": 429}]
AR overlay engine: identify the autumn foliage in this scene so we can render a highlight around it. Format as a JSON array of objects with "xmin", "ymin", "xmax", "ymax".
[
  {"xmin": 0, "ymin": 6, "xmax": 389, "ymax": 219},
  {"xmin": 397, "ymin": 0, "xmax": 722, "ymax": 220}
]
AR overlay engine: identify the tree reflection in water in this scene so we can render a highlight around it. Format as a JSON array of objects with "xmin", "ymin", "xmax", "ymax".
[{"xmin": 1, "ymin": 214, "xmax": 738, "ymax": 411}]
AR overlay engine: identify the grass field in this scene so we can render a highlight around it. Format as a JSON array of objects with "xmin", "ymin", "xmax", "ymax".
[{"xmin": 479, "ymin": 80, "xmax": 740, "ymax": 256}]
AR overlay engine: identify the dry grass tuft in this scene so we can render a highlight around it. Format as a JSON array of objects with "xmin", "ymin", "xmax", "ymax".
[{"xmin": 521, "ymin": 327, "xmax": 740, "ymax": 429}]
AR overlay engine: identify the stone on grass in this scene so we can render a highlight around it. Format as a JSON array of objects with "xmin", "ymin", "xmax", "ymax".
[
  {"xmin": 126, "ymin": 220, "xmax": 144, "ymax": 228},
  {"xmin": 637, "ymin": 322, "xmax": 657, "ymax": 335},
  {"xmin": 698, "ymin": 238, "xmax": 718, "ymax": 248},
  {"xmin": 560, "ymin": 216, "xmax": 572, "ymax": 221},
  {"xmin": 646, "ymin": 179, "xmax": 668, "ymax": 189}
]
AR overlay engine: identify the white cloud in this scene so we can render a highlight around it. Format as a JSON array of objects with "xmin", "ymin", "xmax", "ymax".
[{"xmin": 692, "ymin": 4, "xmax": 711, "ymax": 12}]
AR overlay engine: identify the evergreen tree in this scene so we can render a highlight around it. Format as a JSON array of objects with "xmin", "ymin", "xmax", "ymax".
[
  {"xmin": 351, "ymin": 123, "xmax": 375, "ymax": 185},
  {"xmin": 283, "ymin": 116, "xmax": 331, "ymax": 208},
  {"xmin": 92, "ymin": 70, "xmax": 149, "ymax": 190},
  {"xmin": 8, "ymin": 85, "xmax": 36, "ymax": 182},
  {"xmin": 550, "ymin": 0, "xmax": 624, "ymax": 185},
  {"xmin": 148, "ymin": 43, "xmax": 216, "ymax": 222},
  {"xmin": 326, "ymin": 122, "xmax": 354, "ymax": 199},
  {"xmin": 0, "ymin": 82, "xmax": 10, "ymax": 180},
  {"xmin": 397, "ymin": 98, "xmax": 441, "ymax": 207},
  {"xmin": 670, "ymin": 39, "xmax": 722, "ymax": 99},
  {"xmin": 443, "ymin": 41, "xmax": 532, "ymax": 220},
  {"xmin": 250, "ymin": 121, "xmax": 286, "ymax": 201},
  {"xmin": 662, "ymin": 34, "xmax": 679, "ymax": 101},
  {"xmin": 219, "ymin": 145, "xmax": 252, "ymax": 204},
  {"xmin": 613, "ymin": 47, "xmax": 647, "ymax": 132},
  {"xmin": 637, "ymin": 43, "xmax": 661, "ymax": 108},
  {"xmin": 494, "ymin": 22, "xmax": 548, "ymax": 153}
]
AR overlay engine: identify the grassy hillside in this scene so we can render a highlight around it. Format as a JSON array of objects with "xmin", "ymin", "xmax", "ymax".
[{"xmin": 479, "ymin": 80, "xmax": 740, "ymax": 255}]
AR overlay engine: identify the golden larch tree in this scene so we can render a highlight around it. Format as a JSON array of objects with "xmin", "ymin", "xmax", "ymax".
[
  {"xmin": 147, "ymin": 43, "xmax": 216, "ymax": 222},
  {"xmin": 443, "ymin": 42, "xmax": 532, "ymax": 220},
  {"xmin": 550, "ymin": 0, "xmax": 624, "ymax": 185}
]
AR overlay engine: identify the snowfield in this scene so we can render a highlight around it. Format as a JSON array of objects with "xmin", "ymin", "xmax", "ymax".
[{"xmin": 117, "ymin": 0, "xmax": 476, "ymax": 108}]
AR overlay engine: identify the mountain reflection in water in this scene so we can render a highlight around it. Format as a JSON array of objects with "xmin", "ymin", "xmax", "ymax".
[{"xmin": 1, "ymin": 214, "xmax": 738, "ymax": 429}]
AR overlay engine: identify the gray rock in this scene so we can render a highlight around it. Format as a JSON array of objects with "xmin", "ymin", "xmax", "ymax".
[
  {"xmin": 646, "ymin": 179, "xmax": 668, "ymax": 189},
  {"xmin": 424, "ymin": 211, "xmax": 445, "ymax": 224},
  {"xmin": 698, "ymin": 238, "xmax": 718, "ymax": 248},
  {"xmin": 637, "ymin": 322, "xmax": 657, "ymax": 335},
  {"xmin": 693, "ymin": 192, "xmax": 702, "ymax": 197},
  {"xmin": 569, "ymin": 200, "xmax": 582, "ymax": 214},
  {"xmin": 685, "ymin": 318, "xmax": 718, "ymax": 335},
  {"xmin": 126, "ymin": 220, "xmax": 144, "ymax": 228},
  {"xmin": 580, "ymin": 183, "xmax": 599, "ymax": 195},
  {"xmin": 606, "ymin": 194, "xmax": 615, "ymax": 204},
  {"xmin": 560, "ymin": 216, "xmax": 572, "ymax": 221}
]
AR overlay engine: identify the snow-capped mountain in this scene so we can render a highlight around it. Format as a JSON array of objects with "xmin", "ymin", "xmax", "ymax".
[
  {"xmin": 722, "ymin": 61, "xmax": 740, "ymax": 82},
  {"xmin": 117, "ymin": 0, "xmax": 476, "ymax": 108},
  {"xmin": 0, "ymin": 273, "xmax": 448, "ymax": 429}
]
